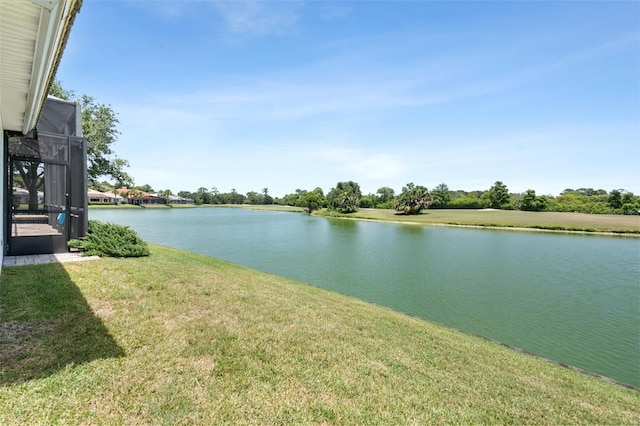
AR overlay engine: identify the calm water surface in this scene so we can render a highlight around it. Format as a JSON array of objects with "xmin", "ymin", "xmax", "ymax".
[{"xmin": 90, "ymin": 208, "xmax": 640, "ymax": 387}]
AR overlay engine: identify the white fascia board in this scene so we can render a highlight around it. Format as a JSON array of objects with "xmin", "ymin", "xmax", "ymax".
[
  {"xmin": 22, "ymin": 0, "xmax": 71, "ymax": 134},
  {"xmin": 29, "ymin": 0, "xmax": 56, "ymax": 10}
]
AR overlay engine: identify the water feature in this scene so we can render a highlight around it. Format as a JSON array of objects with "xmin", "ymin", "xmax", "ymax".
[{"xmin": 90, "ymin": 207, "xmax": 640, "ymax": 387}]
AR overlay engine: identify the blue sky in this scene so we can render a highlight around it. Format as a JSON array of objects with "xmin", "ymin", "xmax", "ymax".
[{"xmin": 56, "ymin": 0, "xmax": 639, "ymax": 197}]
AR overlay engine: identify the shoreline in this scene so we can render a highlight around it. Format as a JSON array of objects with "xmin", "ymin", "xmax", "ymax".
[
  {"xmin": 313, "ymin": 207, "xmax": 640, "ymax": 237},
  {"xmin": 318, "ymin": 214, "xmax": 640, "ymax": 237}
]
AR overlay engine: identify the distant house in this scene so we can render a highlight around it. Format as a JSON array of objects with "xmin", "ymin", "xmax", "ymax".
[
  {"xmin": 114, "ymin": 188, "xmax": 194, "ymax": 205},
  {"xmin": 116, "ymin": 188, "xmax": 165, "ymax": 206},
  {"xmin": 103, "ymin": 191, "xmax": 125, "ymax": 204},
  {"xmin": 88, "ymin": 189, "xmax": 124, "ymax": 204},
  {"xmin": 169, "ymin": 195, "xmax": 195, "ymax": 204},
  {"xmin": 144, "ymin": 193, "xmax": 165, "ymax": 205},
  {"xmin": 13, "ymin": 187, "xmax": 44, "ymax": 206}
]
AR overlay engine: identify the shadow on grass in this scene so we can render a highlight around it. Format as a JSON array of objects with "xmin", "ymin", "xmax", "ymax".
[
  {"xmin": 393, "ymin": 212, "xmax": 428, "ymax": 216},
  {"xmin": 0, "ymin": 263, "xmax": 124, "ymax": 386}
]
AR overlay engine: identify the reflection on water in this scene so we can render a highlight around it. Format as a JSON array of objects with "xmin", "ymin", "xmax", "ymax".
[
  {"xmin": 398, "ymin": 223, "xmax": 426, "ymax": 235},
  {"xmin": 90, "ymin": 208, "xmax": 640, "ymax": 387},
  {"xmin": 326, "ymin": 217, "xmax": 358, "ymax": 230}
]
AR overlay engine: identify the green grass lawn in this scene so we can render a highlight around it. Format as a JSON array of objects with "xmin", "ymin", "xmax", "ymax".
[
  {"xmin": 89, "ymin": 203, "xmax": 142, "ymax": 209},
  {"xmin": 1, "ymin": 245, "xmax": 637, "ymax": 424},
  {"xmin": 318, "ymin": 208, "xmax": 640, "ymax": 234}
]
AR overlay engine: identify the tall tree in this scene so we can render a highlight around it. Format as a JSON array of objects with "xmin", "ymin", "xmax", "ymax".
[
  {"xmin": 327, "ymin": 181, "xmax": 361, "ymax": 213},
  {"xmin": 376, "ymin": 187, "xmax": 395, "ymax": 203},
  {"xmin": 14, "ymin": 161, "xmax": 44, "ymax": 210},
  {"xmin": 488, "ymin": 181, "xmax": 510, "ymax": 209},
  {"xmin": 50, "ymin": 81, "xmax": 132, "ymax": 186},
  {"xmin": 518, "ymin": 189, "xmax": 547, "ymax": 212},
  {"xmin": 210, "ymin": 186, "xmax": 221, "ymax": 204},
  {"xmin": 158, "ymin": 189, "xmax": 172, "ymax": 205},
  {"xmin": 197, "ymin": 187, "xmax": 212, "ymax": 204},
  {"xmin": 262, "ymin": 188, "xmax": 273, "ymax": 205},
  {"xmin": 430, "ymin": 183, "xmax": 451, "ymax": 209},
  {"xmin": 608, "ymin": 189, "xmax": 623, "ymax": 209},
  {"xmin": 137, "ymin": 184, "xmax": 154, "ymax": 193},
  {"xmin": 299, "ymin": 190, "xmax": 324, "ymax": 214},
  {"xmin": 246, "ymin": 191, "xmax": 262, "ymax": 205}
]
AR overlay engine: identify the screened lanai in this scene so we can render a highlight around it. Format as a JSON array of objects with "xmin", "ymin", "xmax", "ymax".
[{"xmin": 6, "ymin": 96, "xmax": 87, "ymax": 255}]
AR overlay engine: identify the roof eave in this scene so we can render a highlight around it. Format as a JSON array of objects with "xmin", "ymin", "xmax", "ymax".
[{"xmin": 22, "ymin": 0, "xmax": 82, "ymax": 134}]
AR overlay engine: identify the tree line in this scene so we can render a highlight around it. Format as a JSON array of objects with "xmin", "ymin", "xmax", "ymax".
[{"xmin": 161, "ymin": 181, "xmax": 640, "ymax": 216}]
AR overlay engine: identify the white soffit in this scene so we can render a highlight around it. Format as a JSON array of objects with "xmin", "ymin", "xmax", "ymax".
[{"xmin": 0, "ymin": 0, "xmax": 79, "ymax": 133}]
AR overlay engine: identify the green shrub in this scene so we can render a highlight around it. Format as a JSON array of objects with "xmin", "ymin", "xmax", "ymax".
[
  {"xmin": 68, "ymin": 220, "xmax": 150, "ymax": 257},
  {"xmin": 448, "ymin": 197, "xmax": 489, "ymax": 209}
]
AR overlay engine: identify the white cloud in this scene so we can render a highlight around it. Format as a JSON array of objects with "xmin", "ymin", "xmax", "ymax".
[{"xmin": 307, "ymin": 146, "xmax": 409, "ymax": 182}]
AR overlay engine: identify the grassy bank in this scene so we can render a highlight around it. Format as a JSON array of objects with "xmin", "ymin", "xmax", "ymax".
[
  {"xmin": 317, "ymin": 208, "xmax": 640, "ymax": 234},
  {"xmin": 1, "ymin": 245, "xmax": 637, "ymax": 424},
  {"xmin": 87, "ymin": 203, "xmax": 141, "ymax": 209}
]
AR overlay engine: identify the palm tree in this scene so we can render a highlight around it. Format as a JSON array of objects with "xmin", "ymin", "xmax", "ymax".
[
  {"xmin": 327, "ymin": 181, "xmax": 361, "ymax": 213},
  {"xmin": 158, "ymin": 189, "xmax": 172, "ymax": 205},
  {"xmin": 395, "ymin": 183, "xmax": 431, "ymax": 215},
  {"xmin": 262, "ymin": 187, "xmax": 273, "ymax": 205},
  {"xmin": 334, "ymin": 192, "xmax": 359, "ymax": 213}
]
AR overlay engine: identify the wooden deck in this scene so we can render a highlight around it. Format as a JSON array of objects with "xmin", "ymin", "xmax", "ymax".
[
  {"xmin": 11, "ymin": 223, "xmax": 61, "ymax": 237},
  {"xmin": 11, "ymin": 214, "xmax": 62, "ymax": 237}
]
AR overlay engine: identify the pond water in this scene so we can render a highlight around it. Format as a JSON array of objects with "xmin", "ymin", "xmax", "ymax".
[{"xmin": 90, "ymin": 208, "xmax": 640, "ymax": 387}]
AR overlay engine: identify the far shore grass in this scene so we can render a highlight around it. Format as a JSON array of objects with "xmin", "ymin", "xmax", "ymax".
[
  {"xmin": 1, "ymin": 245, "xmax": 638, "ymax": 424},
  {"xmin": 317, "ymin": 208, "xmax": 640, "ymax": 235}
]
